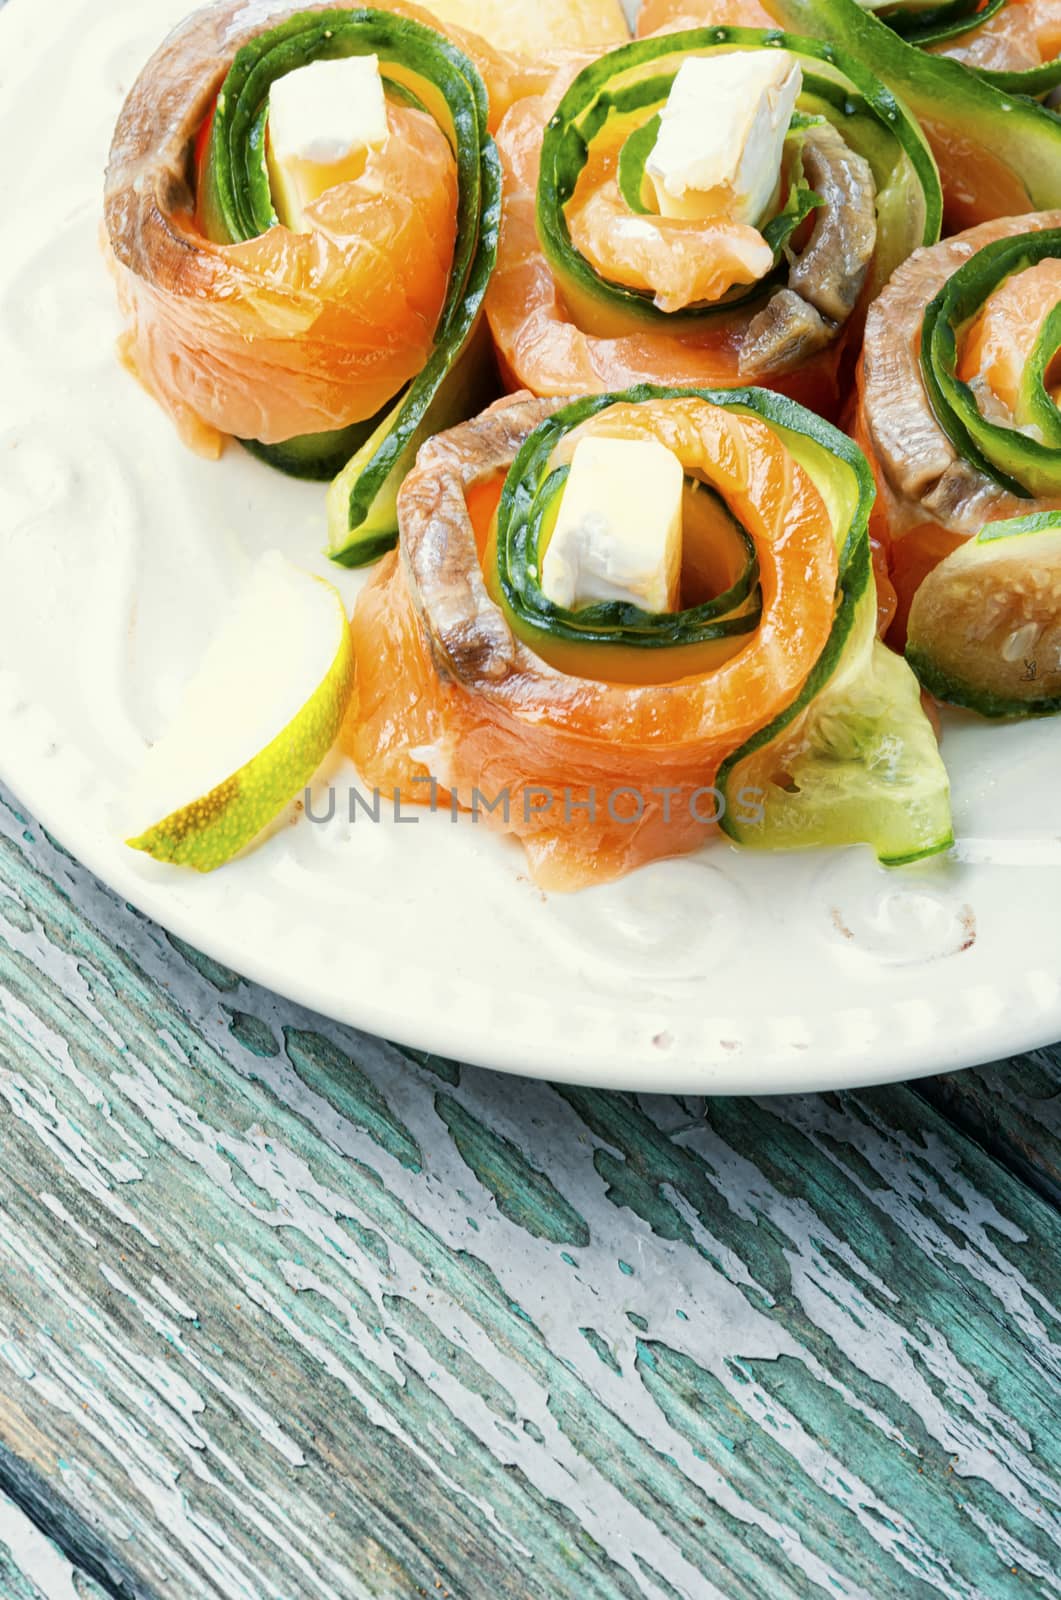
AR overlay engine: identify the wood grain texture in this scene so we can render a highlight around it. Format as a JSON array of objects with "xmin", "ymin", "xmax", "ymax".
[
  {"xmin": 1, "ymin": 779, "xmax": 1061, "ymax": 1600},
  {"xmin": 0, "ymin": 1487, "xmax": 110, "ymax": 1599},
  {"xmin": 919, "ymin": 1052, "xmax": 1061, "ymax": 1210}
]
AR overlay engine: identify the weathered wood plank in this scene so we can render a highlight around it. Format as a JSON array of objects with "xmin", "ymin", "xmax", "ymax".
[
  {"xmin": 1, "ymin": 781, "xmax": 1061, "ymax": 1600},
  {"xmin": 0, "ymin": 1486, "xmax": 111, "ymax": 1600},
  {"xmin": 919, "ymin": 1051, "xmax": 1061, "ymax": 1210}
]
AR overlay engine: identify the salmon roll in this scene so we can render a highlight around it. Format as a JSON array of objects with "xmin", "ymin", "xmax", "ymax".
[
  {"xmin": 854, "ymin": 212, "xmax": 1061, "ymax": 714},
  {"xmin": 104, "ymin": 0, "xmax": 543, "ymax": 566},
  {"xmin": 343, "ymin": 387, "xmax": 951, "ymax": 890},
  {"xmin": 485, "ymin": 29, "xmax": 942, "ymax": 422},
  {"xmin": 746, "ymin": 0, "xmax": 1061, "ymax": 231}
]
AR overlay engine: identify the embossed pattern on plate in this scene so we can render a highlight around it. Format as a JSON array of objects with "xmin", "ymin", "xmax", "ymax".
[{"xmin": 0, "ymin": 0, "xmax": 1059, "ymax": 1092}]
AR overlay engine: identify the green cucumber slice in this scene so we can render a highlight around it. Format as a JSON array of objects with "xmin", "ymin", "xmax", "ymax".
[
  {"xmin": 1018, "ymin": 300, "xmax": 1061, "ymax": 448},
  {"xmin": 906, "ymin": 512, "xmax": 1061, "ymax": 717},
  {"xmin": 879, "ymin": 0, "xmax": 1061, "ymax": 96},
  {"xmin": 720, "ymin": 571, "xmax": 954, "ymax": 863},
  {"xmin": 238, "ymin": 407, "xmax": 393, "ymax": 482},
  {"xmin": 617, "ymin": 114, "xmax": 660, "ymax": 214},
  {"xmin": 880, "ymin": 0, "xmax": 1000, "ymax": 41},
  {"xmin": 889, "ymin": 0, "xmax": 1010, "ymax": 48}
]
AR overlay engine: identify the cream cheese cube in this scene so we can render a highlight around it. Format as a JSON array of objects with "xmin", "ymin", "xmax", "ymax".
[
  {"xmin": 540, "ymin": 437, "xmax": 684, "ymax": 614},
  {"xmin": 267, "ymin": 55, "xmax": 390, "ymax": 231},
  {"xmin": 645, "ymin": 51, "xmax": 802, "ymax": 226}
]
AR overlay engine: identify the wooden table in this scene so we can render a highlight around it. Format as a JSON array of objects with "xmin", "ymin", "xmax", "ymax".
[{"xmin": 1, "ymin": 772, "xmax": 1060, "ymax": 1600}]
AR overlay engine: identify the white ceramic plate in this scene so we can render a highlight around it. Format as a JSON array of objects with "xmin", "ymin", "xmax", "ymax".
[{"xmin": 3, "ymin": 0, "xmax": 1060, "ymax": 1094}]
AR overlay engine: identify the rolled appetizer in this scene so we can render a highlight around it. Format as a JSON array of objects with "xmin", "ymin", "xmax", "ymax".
[
  {"xmin": 485, "ymin": 31, "xmax": 941, "ymax": 420},
  {"xmin": 105, "ymin": 0, "xmax": 539, "ymax": 566},
  {"xmin": 640, "ymin": 0, "xmax": 1061, "ymax": 98},
  {"xmin": 343, "ymin": 387, "xmax": 951, "ymax": 890},
  {"xmin": 854, "ymin": 213, "xmax": 1061, "ymax": 715},
  {"xmin": 752, "ymin": 0, "xmax": 1061, "ymax": 229}
]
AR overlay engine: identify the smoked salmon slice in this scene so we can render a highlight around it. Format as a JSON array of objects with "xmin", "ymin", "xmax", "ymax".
[
  {"xmin": 639, "ymin": 0, "xmax": 774, "ymax": 28},
  {"xmin": 111, "ymin": 102, "xmax": 457, "ymax": 456},
  {"xmin": 417, "ymin": 0, "xmax": 631, "ymax": 56},
  {"xmin": 929, "ymin": 0, "xmax": 1061, "ymax": 78}
]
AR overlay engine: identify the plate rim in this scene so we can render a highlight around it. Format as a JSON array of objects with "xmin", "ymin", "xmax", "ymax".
[
  {"xmin": 3, "ymin": 735, "xmax": 1057, "ymax": 1095},
  {"xmin": 3, "ymin": 0, "xmax": 1060, "ymax": 1095}
]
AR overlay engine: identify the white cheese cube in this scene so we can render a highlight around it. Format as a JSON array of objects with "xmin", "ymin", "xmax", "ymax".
[
  {"xmin": 267, "ymin": 55, "xmax": 390, "ymax": 231},
  {"xmin": 645, "ymin": 51, "xmax": 802, "ymax": 226},
  {"xmin": 541, "ymin": 437, "xmax": 684, "ymax": 614}
]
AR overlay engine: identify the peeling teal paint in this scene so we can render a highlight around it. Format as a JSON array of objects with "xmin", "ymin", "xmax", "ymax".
[
  {"xmin": 0, "ymin": 893, "xmax": 32, "ymax": 936},
  {"xmin": 392, "ymin": 1044, "xmax": 461, "ymax": 1087},
  {"xmin": 166, "ymin": 934, "xmax": 242, "ymax": 992},
  {"xmin": 2, "ymin": 791, "xmax": 1061, "ymax": 1600},
  {"xmin": 383, "ymin": 1293, "xmax": 518, "ymax": 1422},
  {"xmin": 284, "ymin": 1029, "xmax": 423, "ymax": 1172},
  {"xmin": 580, "ymin": 1328, "xmax": 622, "ymax": 1375},
  {"xmin": 436, "ymin": 1094, "xmax": 591, "ymax": 1248},
  {"xmin": 225, "ymin": 1010, "xmax": 280, "ymax": 1058}
]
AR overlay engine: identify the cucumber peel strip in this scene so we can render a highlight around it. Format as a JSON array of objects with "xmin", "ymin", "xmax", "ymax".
[
  {"xmin": 200, "ymin": 7, "xmax": 501, "ymax": 563},
  {"xmin": 325, "ymin": 314, "xmax": 498, "ymax": 568},
  {"xmin": 238, "ymin": 406, "xmax": 392, "ymax": 483},
  {"xmin": 880, "ymin": 0, "xmax": 1003, "ymax": 44},
  {"xmin": 1018, "ymin": 300, "xmax": 1061, "ymax": 447},
  {"xmin": 880, "ymin": 0, "xmax": 1061, "ymax": 94}
]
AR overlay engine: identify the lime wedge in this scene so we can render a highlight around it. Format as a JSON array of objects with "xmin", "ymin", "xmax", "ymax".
[{"xmin": 127, "ymin": 553, "xmax": 354, "ymax": 871}]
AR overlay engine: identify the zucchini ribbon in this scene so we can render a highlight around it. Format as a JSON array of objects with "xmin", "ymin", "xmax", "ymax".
[
  {"xmin": 854, "ymin": 212, "xmax": 1061, "ymax": 715},
  {"xmin": 906, "ymin": 512, "xmax": 1061, "ymax": 718},
  {"xmin": 200, "ymin": 7, "xmax": 501, "ymax": 566}
]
